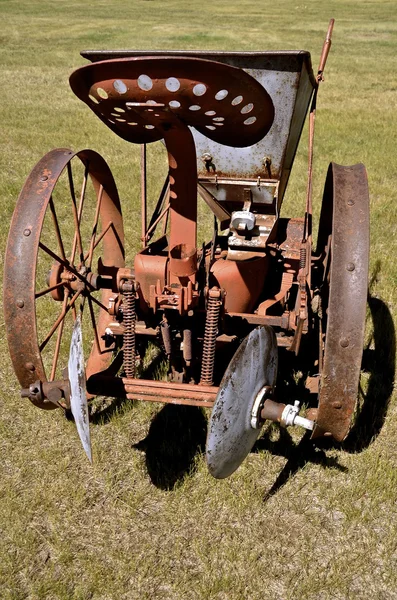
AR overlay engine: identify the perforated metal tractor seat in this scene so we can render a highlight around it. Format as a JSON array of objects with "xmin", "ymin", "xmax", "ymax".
[
  {"xmin": 69, "ymin": 56, "xmax": 275, "ymax": 147},
  {"xmin": 70, "ymin": 56, "xmax": 275, "ymax": 254}
]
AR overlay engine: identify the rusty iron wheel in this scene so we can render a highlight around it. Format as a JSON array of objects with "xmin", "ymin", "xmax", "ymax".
[
  {"xmin": 312, "ymin": 162, "xmax": 370, "ymax": 441},
  {"xmin": 4, "ymin": 148, "xmax": 125, "ymax": 409}
]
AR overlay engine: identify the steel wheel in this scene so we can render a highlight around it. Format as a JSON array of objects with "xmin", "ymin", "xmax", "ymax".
[
  {"xmin": 312, "ymin": 162, "xmax": 369, "ymax": 440},
  {"xmin": 4, "ymin": 148, "xmax": 125, "ymax": 409}
]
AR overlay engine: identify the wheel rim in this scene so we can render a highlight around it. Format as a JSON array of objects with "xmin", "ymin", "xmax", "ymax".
[
  {"xmin": 312, "ymin": 162, "xmax": 369, "ymax": 440},
  {"xmin": 4, "ymin": 148, "xmax": 125, "ymax": 408}
]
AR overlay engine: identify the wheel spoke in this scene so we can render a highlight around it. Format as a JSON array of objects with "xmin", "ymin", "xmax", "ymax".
[
  {"xmin": 35, "ymin": 281, "xmax": 65, "ymax": 299},
  {"xmin": 87, "ymin": 184, "xmax": 104, "ymax": 269},
  {"xmin": 39, "ymin": 242, "xmax": 69, "ymax": 269},
  {"xmin": 38, "ymin": 242, "xmax": 95, "ymax": 292},
  {"xmin": 87, "ymin": 295, "xmax": 102, "ymax": 354},
  {"xmin": 49, "ymin": 196, "xmax": 67, "ymax": 262},
  {"xmin": 39, "ymin": 289, "xmax": 82, "ymax": 352},
  {"xmin": 49, "ymin": 291, "xmax": 70, "ymax": 381},
  {"xmin": 145, "ymin": 202, "xmax": 170, "ymax": 243},
  {"xmin": 89, "ymin": 294, "xmax": 109, "ymax": 314},
  {"xmin": 68, "ymin": 161, "xmax": 87, "ymax": 266},
  {"xmin": 83, "ymin": 221, "xmax": 113, "ymax": 261}
]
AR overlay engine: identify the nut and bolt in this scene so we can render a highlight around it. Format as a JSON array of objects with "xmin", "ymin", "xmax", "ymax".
[
  {"xmin": 201, "ymin": 153, "xmax": 216, "ymax": 172},
  {"xmin": 61, "ymin": 272, "xmax": 76, "ymax": 281},
  {"xmin": 332, "ymin": 400, "xmax": 342, "ymax": 409}
]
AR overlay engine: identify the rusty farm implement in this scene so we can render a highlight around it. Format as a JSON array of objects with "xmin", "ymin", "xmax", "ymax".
[{"xmin": 4, "ymin": 20, "xmax": 370, "ymax": 476}]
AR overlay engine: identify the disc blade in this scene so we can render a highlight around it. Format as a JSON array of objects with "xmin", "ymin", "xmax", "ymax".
[
  {"xmin": 68, "ymin": 316, "xmax": 92, "ymax": 463},
  {"xmin": 206, "ymin": 326, "xmax": 277, "ymax": 479}
]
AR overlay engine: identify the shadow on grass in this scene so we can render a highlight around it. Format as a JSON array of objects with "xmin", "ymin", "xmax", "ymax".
[
  {"xmin": 89, "ymin": 346, "xmax": 166, "ymax": 425},
  {"xmin": 254, "ymin": 427, "xmax": 348, "ymax": 502},
  {"xmin": 258, "ymin": 262, "xmax": 396, "ymax": 501},
  {"xmin": 342, "ymin": 292, "xmax": 395, "ymax": 453},
  {"xmin": 316, "ymin": 265, "xmax": 395, "ymax": 454},
  {"xmin": 132, "ymin": 404, "xmax": 207, "ymax": 490}
]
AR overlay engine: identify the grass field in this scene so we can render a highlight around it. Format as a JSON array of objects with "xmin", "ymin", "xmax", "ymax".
[{"xmin": 1, "ymin": 1, "xmax": 397, "ymax": 598}]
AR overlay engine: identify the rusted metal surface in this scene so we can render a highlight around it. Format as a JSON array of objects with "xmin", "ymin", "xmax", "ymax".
[
  {"xmin": 86, "ymin": 374, "xmax": 217, "ymax": 407},
  {"xmin": 134, "ymin": 241, "xmax": 168, "ymax": 308},
  {"xmin": 200, "ymin": 179, "xmax": 278, "ymax": 212},
  {"xmin": 69, "ymin": 56, "xmax": 275, "ymax": 148},
  {"xmin": 312, "ymin": 163, "xmax": 369, "ymax": 441},
  {"xmin": 210, "ymin": 255, "xmax": 268, "ymax": 313},
  {"xmin": 3, "ymin": 148, "xmax": 124, "ymax": 408},
  {"xmin": 140, "ymin": 143, "xmax": 147, "ymax": 247},
  {"xmin": 317, "ymin": 20, "xmax": 335, "ymax": 81},
  {"xmin": 79, "ymin": 50, "xmax": 316, "ymax": 194},
  {"xmin": 70, "ymin": 56, "xmax": 277, "ymax": 316},
  {"xmin": 260, "ymin": 397, "xmax": 285, "ymax": 423},
  {"xmin": 200, "ymin": 288, "xmax": 223, "ymax": 385},
  {"xmin": 125, "ymin": 394, "xmax": 213, "ymax": 408}
]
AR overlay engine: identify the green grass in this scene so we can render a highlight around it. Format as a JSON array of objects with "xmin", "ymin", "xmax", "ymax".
[{"xmin": 1, "ymin": 1, "xmax": 397, "ymax": 598}]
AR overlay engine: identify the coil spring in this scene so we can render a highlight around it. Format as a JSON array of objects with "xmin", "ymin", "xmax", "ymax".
[
  {"xmin": 299, "ymin": 246, "xmax": 307, "ymax": 271},
  {"xmin": 123, "ymin": 289, "xmax": 136, "ymax": 378},
  {"xmin": 200, "ymin": 294, "xmax": 221, "ymax": 385}
]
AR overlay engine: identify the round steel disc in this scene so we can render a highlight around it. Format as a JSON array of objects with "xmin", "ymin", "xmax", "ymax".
[{"xmin": 206, "ymin": 326, "xmax": 278, "ymax": 479}]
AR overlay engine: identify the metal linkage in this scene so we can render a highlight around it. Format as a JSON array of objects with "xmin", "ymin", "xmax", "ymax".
[
  {"xmin": 280, "ymin": 400, "xmax": 314, "ymax": 431},
  {"xmin": 123, "ymin": 283, "xmax": 137, "ymax": 378},
  {"xmin": 251, "ymin": 392, "xmax": 314, "ymax": 431},
  {"xmin": 200, "ymin": 288, "xmax": 223, "ymax": 386}
]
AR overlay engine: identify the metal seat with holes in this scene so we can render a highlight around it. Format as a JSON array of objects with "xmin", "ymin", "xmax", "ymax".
[{"xmin": 4, "ymin": 20, "xmax": 370, "ymax": 481}]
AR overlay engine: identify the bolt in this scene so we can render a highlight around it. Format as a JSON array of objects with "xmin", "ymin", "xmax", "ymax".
[
  {"xmin": 201, "ymin": 153, "xmax": 216, "ymax": 173},
  {"xmin": 25, "ymin": 362, "xmax": 35, "ymax": 372},
  {"xmin": 340, "ymin": 337, "xmax": 350, "ymax": 348},
  {"xmin": 40, "ymin": 175, "xmax": 48, "ymax": 182},
  {"xmin": 23, "ymin": 228, "xmax": 31, "ymax": 236},
  {"xmin": 346, "ymin": 263, "xmax": 355, "ymax": 271},
  {"xmin": 16, "ymin": 299, "xmax": 24, "ymax": 308},
  {"xmin": 46, "ymin": 387, "xmax": 63, "ymax": 403},
  {"xmin": 347, "ymin": 199, "xmax": 355, "ymax": 206},
  {"xmin": 332, "ymin": 401, "xmax": 342, "ymax": 409}
]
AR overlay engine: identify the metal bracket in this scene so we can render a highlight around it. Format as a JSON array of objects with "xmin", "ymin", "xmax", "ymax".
[{"xmin": 280, "ymin": 401, "xmax": 314, "ymax": 430}]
